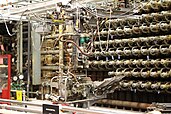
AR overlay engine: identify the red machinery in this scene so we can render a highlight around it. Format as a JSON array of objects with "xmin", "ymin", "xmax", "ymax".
[{"xmin": 0, "ymin": 55, "xmax": 11, "ymax": 99}]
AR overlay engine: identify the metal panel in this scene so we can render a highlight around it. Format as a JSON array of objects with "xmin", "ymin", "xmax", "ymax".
[{"xmin": 31, "ymin": 23, "xmax": 41, "ymax": 85}]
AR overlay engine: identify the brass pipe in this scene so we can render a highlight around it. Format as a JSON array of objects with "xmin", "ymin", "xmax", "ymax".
[
  {"xmin": 140, "ymin": 24, "xmax": 150, "ymax": 34},
  {"xmin": 150, "ymin": 23, "xmax": 160, "ymax": 33},
  {"xmin": 159, "ymin": 45, "xmax": 170, "ymax": 54},
  {"xmin": 149, "ymin": 46, "xmax": 160, "ymax": 56},
  {"xmin": 162, "ymin": 11, "xmax": 171, "ymax": 22},
  {"xmin": 141, "ymin": 82, "xmax": 152, "ymax": 89},
  {"xmin": 108, "ymin": 68, "xmax": 123, "ymax": 76},
  {"xmin": 141, "ymin": 60, "xmax": 151, "ymax": 69},
  {"xmin": 123, "ymin": 68, "xmax": 131, "ymax": 77},
  {"xmin": 116, "ymin": 47, "xmax": 124, "ymax": 56},
  {"xmin": 150, "ymin": 1, "xmax": 160, "ymax": 11},
  {"xmin": 140, "ymin": 46, "xmax": 149, "ymax": 56},
  {"xmin": 41, "ymin": 50, "xmax": 59, "ymax": 54},
  {"xmin": 140, "ymin": 2, "xmax": 151, "ymax": 13},
  {"xmin": 151, "ymin": 59, "xmax": 161, "ymax": 68},
  {"xmin": 132, "ymin": 47, "xmax": 141, "ymax": 56},
  {"xmin": 161, "ymin": 59, "xmax": 171, "ymax": 68},
  {"xmin": 160, "ymin": 68, "xmax": 171, "ymax": 78},
  {"xmin": 123, "ymin": 60, "xmax": 132, "ymax": 68},
  {"xmin": 123, "ymin": 47, "xmax": 132, "ymax": 56},
  {"xmin": 131, "ymin": 68, "xmax": 141, "ymax": 77},
  {"xmin": 141, "ymin": 68, "xmax": 150, "ymax": 78},
  {"xmin": 96, "ymin": 99, "xmax": 153, "ymax": 109},
  {"xmin": 159, "ymin": 22, "xmax": 170, "ymax": 32},
  {"xmin": 150, "ymin": 68, "xmax": 160, "ymax": 78},
  {"xmin": 126, "ymin": 18, "xmax": 138, "ymax": 27},
  {"xmin": 160, "ymin": 83, "xmax": 170, "ymax": 89},
  {"xmin": 124, "ymin": 26, "xmax": 132, "ymax": 36},
  {"xmin": 132, "ymin": 81, "xmax": 142, "ymax": 88},
  {"xmin": 120, "ymin": 81, "xmax": 133, "ymax": 88},
  {"xmin": 132, "ymin": 25, "xmax": 141, "ymax": 35},
  {"xmin": 159, "ymin": 0, "xmax": 171, "ymax": 10},
  {"xmin": 151, "ymin": 13, "xmax": 162, "ymax": 22},
  {"xmin": 116, "ymin": 27, "xmax": 125, "ymax": 37},
  {"xmin": 115, "ymin": 60, "xmax": 124, "ymax": 68},
  {"xmin": 151, "ymin": 82, "xmax": 161, "ymax": 89},
  {"xmin": 132, "ymin": 59, "xmax": 142, "ymax": 68}
]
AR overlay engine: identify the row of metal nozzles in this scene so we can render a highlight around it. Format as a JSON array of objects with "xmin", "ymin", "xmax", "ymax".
[
  {"xmin": 119, "ymin": 81, "xmax": 171, "ymax": 91},
  {"xmin": 94, "ymin": 35, "xmax": 171, "ymax": 48},
  {"xmin": 93, "ymin": 45, "xmax": 171, "ymax": 57},
  {"xmin": 105, "ymin": 12, "xmax": 171, "ymax": 28},
  {"xmin": 138, "ymin": 0, "xmax": 171, "ymax": 14},
  {"xmin": 108, "ymin": 68, "xmax": 171, "ymax": 78},
  {"xmin": 101, "ymin": 21, "xmax": 171, "ymax": 38},
  {"xmin": 88, "ymin": 59, "xmax": 171, "ymax": 69}
]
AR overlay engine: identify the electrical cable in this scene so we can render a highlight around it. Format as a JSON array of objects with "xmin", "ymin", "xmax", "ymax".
[
  {"xmin": 77, "ymin": 0, "xmax": 152, "ymax": 18},
  {"xmin": 61, "ymin": 39, "xmax": 91, "ymax": 57},
  {"xmin": 0, "ymin": 9, "xmax": 28, "ymax": 36}
]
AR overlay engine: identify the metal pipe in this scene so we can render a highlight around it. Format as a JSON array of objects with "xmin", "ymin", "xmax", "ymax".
[
  {"xmin": 19, "ymin": 21, "xmax": 23, "ymax": 74},
  {"xmin": 0, "ymin": 104, "xmax": 42, "ymax": 113},
  {"xmin": 0, "ymin": 98, "xmax": 42, "ymax": 107},
  {"xmin": 41, "ymin": 50, "xmax": 59, "ymax": 55},
  {"xmin": 41, "ymin": 66, "xmax": 59, "ymax": 70},
  {"xmin": 96, "ymin": 99, "xmax": 153, "ymax": 109},
  {"xmin": 27, "ymin": 16, "xmax": 31, "ymax": 98}
]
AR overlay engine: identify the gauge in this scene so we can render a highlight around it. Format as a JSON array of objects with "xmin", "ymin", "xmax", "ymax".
[
  {"xmin": 13, "ymin": 76, "xmax": 18, "ymax": 81},
  {"xmin": 19, "ymin": 74, "xmax": 24, "ymax": 80}
]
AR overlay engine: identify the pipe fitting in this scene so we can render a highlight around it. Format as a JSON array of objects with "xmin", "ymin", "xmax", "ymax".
[
  {"xmin": 150, "ymin": 68, "xmax": 160, "ymax": 78},
  {"xmin": 159, "ymin": 45, "xmax": 170, "ymax": 55},
  {"xmin": 141, "ymin": 68, "xmax": 150, "ymax": 78},
  {"xmin": 150, "ymin": 23, "xmax": 160, "ymax": 33},
  {"xmin": 140, "ymin": 46, "xmax": 149, "ymax": 55},
  {"xmin": 149, "ymin": 46, "xmax": 160, "ymax": 56},
  {"xmin": 132, "ymin": 25, "xmax": 142, "ymax": 35},
  {"xmin": 151, "ymin": 82, "xmax": 161, "ymax": 89},
  {"xmin": 140, "ymin": 24, "xmax": 150, "ymax": 34},
  {"xmin": 141, "ymin": 82, "xmax": 152, "ymax": 88},
  {"xmin": 132, "ymin": 47, "xmax": 141, "ymax": 56},
  {"xmin": 160, "ymin": 68, "xmax": 171, "ymax": 78},
  {"xmin": 131, "ymin": 68, "xmax": 141, "ymax": 77}
]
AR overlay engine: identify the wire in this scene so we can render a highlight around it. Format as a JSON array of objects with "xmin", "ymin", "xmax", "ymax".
[
  {"xmin": 77, "ymin": 0, "xmax": 152, "ymax": 18},
  {"xmin": 0, "ymin": 10, "xmax": 28, "ymax": 36}
]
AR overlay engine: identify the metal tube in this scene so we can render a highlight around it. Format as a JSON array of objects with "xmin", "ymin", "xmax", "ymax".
[
  {"xmin": 0, "ymin": 104, "xmax": 42, "ymax": 113},
  {"xmin": 27, "ymin": 17, "xmax": 31, "ymax": 98},
  {"xmin": 59, "ymin": 24, "xmax": 64, "ymax": 97},
  {"xmin": 19, "ymin": 21, "xmax": 23, "ymax": 74},
  {"xmin": 0, "ymin": 98, "xmax": 42, "ymax": 107},
  {"xmin": 96, "ymin": 99, "xmax": 153, "ymax": 109}
]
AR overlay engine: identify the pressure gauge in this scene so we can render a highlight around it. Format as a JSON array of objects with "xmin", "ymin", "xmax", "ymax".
[
  {"xmin": 19, "ymin": 74, "xmax": 24, "ymax": 80},
  {"xmin": 13, "ymin": 76, "xmax": 18, "ymax": 81}
]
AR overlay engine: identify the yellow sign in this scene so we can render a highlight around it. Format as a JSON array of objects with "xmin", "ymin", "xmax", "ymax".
[{"xmin": 16, "ymin": 90, "xmax": 22, "ymax": 101}]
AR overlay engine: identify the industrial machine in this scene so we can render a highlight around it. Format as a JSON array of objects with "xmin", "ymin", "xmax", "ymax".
[{"xmin": 0, "ymin": 0, "xmax": 171, "ymax": 113}]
